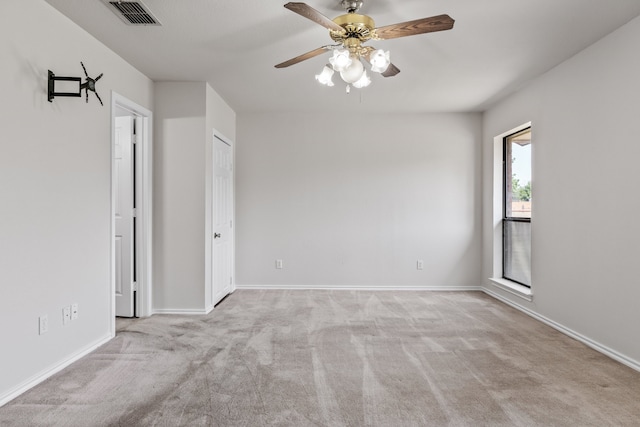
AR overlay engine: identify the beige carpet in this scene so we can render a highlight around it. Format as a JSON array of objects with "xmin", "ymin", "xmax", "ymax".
[{"xmin": 1, "ymin": 290, "xmax": 639, "ymax": 426}]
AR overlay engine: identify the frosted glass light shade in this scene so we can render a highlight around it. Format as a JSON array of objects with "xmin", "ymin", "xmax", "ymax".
[
  {"xmin": 315, "ymin": 65, "xmax": 335, "ymax": 86},
  {"xmin": 340, "ymin": 58, "xmax": 364, "ymax": 84},
  {"xmin": 370, "ymin": 49, "xmax": 390, "ymax": 73},
  {"xmin": 329, "ymin": 49, "xmax": 352, "ymax": 72},
  {"xmin": 352, "ymin": 70, "xmax": 371, "ymax": 88}
]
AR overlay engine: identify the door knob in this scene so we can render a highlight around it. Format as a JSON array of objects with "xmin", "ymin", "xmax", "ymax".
[{"xmin": 214, "ymin": 233, "xmax": 221, "ymax": 239}]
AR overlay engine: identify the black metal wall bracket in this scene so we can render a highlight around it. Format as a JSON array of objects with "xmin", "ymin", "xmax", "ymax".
[
  {"xmin": 47, "ymin": 71, "xmax": 82, "ymax": 102},
  {"xmin": 47, "ymin": 62, "xmax": 104, "ymax": 105}
]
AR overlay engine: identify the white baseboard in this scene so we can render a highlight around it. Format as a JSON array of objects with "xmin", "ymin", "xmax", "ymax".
[
  {"xmin": 235, "ymin": 284, "xmax": 482, "ymax": 291},
  {"xmin": 482, "ymin": 287, "xmax": 640, "ymax": 373},
  {"xmin": 153, "ymin": 308, "xmax": 212, "ymax": 315},
  {"xmin": 0, "ymin": 334, "xmax": 113, "ymax": 407}
]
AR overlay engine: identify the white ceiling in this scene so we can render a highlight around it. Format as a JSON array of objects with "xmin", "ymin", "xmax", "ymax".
[{"xmin": 45, "ymin": 0, "xmax": 640, "ymax": 114}]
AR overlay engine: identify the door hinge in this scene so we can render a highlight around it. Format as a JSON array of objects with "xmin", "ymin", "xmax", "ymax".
[
  {"xmin": 133, "ymin": 282, "xmax": 138, "ymax": 291},
  {"xmin": 132, "ymin": 208, "xmax": 137, "ymax": 218}
]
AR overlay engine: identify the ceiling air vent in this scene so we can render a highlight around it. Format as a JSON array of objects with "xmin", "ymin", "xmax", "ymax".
[{"xmin": 102, "ymin": 1, "xmax": 161, "ymax": 26}]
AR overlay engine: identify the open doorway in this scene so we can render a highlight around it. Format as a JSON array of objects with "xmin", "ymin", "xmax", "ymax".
[{"xmin": 110, "ymin": 93, "xmax": 153, "ymax": 334}]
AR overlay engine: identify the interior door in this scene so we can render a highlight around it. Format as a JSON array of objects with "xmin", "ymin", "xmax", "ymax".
[
  {"xmin": 212, "ymin": 135, "xmax": 233, "ymax": 305},
  {"xmin": 115, "ymin": 115, "xmax": 135, "ymax": 317}
]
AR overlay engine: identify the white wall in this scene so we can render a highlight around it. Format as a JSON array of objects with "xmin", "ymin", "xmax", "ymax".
[
  {"xmin": 206, "ymin": 85, "xmax": 236, "ymax": 142},
  {"xmin": 0, "ymin": 0, "xmax": 153, "ymax": 403},
  {"xmin": 482, "ymin": 15, "xmax": 640, "ymax": 366},
  {"xmin": 153, "ymin": 82, "xmax": 236, "ymax": 312},
  {"xmin": 153, "ymin": 82, "xmax": 207, "ymax": 311},
  {"xmin": 236, "ymin": 113, "xmax": 482, "ymax": 288}
]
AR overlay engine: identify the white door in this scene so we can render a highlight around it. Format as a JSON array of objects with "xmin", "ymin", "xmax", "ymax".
[
  {"xmin": 212, "ymin": 135, "xmax": 233, "ymax": 305},
  {"xmin": 115, "ymin": 116, "xmax": 135, "ymax": 317}
]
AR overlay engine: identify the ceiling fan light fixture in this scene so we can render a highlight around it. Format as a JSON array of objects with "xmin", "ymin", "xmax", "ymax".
[
  {"xmin": 315, "ymin": 65, "xmax": 335, "ymax": 86},
  {"xmin": 329, "ymin": 49, "xmax": 352, "ymax": 72},
  {"xmin": 339, "ymin": 57, "xmax": 365, "ymax": 84},
  {"xmin": 352, "ymin": 70, "xmax": 371, "ymax": 88},
  {"xmin": 370, "ymin": 49, "xmax": 391, "ymax": 73},
  {"xmin": 277, "ymin": 2, "xmax": 455, "ymax": 92}
]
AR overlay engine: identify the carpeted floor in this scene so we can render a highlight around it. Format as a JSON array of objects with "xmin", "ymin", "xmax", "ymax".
[{"xmin": 1, "ymin": 290, "xmax": 639, "ymax": 426}]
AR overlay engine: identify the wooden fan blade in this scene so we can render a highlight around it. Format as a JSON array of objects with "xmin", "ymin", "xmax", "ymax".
[
  {"xmin": 275, "ymin": 46, "xmax": 329, "ymax": 68},
  {"xmin": 381, "ymin": 63, "xmax": 400, "ymax": 77},
  {"xmin": 284, "ymin": 2, "xmax": 344, "ymax": 32},
  {"xmin": 375, "ymin": 14, "xmax": 454, "ymax": 40}
]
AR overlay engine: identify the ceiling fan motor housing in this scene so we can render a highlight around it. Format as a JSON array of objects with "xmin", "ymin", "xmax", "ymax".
[{"xmin": 330, "ymin": 13, "xmax": 376, "ymax": 50}]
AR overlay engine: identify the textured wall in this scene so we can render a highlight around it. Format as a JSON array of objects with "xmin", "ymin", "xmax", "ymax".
[
  {"xmin": 153, "ymin": 82, "xmax": 236, "ymax": 312},
  {"xmin": 0, "ymin": 0, "xmax": 153, "ymax": 403},
  {"xmin": 236, "ymin": 112, "xmax": 483, "ymax": 289},
  {"xmin": 482, "ymin": 15, "xmax": 640, "ymax": 366},
  {"xmin": 153, "ymin": 82, "xmax": 207, "ymax": 311}
]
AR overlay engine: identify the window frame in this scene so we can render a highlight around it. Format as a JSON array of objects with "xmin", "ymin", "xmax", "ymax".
[{"xmin": 502, "ymin": 127, "xmax": 531, "ymax": 287}]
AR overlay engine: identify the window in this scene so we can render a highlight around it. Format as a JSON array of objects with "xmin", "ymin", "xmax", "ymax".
[{"xmin": 503, "ymin": 128, "xmax": 531, "ymax": 287}]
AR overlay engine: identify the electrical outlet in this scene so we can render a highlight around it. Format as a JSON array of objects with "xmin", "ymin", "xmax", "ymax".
[
  {"xmin": 71, "ymin": 304, "xmax": 78, "ymax": 320},
  {"xmin": 39, "ymin": 315, "xmax": 48, "ymax": 335},
  {"xmin": 417, "ymin": 260, "xmax": 424, "ymax": 270},
  {"xmin": 63, "ymin": 306, "xmax": 71, "ymax": 325},
  {"xmin": 276, "ymin": 259, "xmax": 283, "ymax": 269}
]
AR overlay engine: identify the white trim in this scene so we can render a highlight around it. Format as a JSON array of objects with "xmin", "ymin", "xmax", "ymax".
[
  {"xmin": 483, "ymin": 288, "xmax": 640, "ymax": 373},
  {"xmin": 110, "ymin": 92, "xmax": 153, "ymax": 326},
  {"xmin": 489, "ymin": 277, "xmax": 533, "ymax": 301},
  {"xmin": 153, "ymin": 308, "xmax": 213, "ymax": 315},
  {"xmin": 235, "ymin": 284, "xmax": 482, "ymax": 291},
  {"xmin": 0, "ymin": 335, "xmax": 112, "ymax": 407}
]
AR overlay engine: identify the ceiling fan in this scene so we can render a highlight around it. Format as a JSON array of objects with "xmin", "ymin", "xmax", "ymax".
[{"xmin": 275, "ymin": 0, "xmax": 454, "ymax": 91}]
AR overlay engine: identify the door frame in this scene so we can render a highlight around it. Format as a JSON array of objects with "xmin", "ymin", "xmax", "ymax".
[
  {"xmin": 205, "ymin": 129, "xmax": 235, "ymax": 312},
  {"xmin": 110, "ymin": 92, "xmax": 153, "ymax": 334}
]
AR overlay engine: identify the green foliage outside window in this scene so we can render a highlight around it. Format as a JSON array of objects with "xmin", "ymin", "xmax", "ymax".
[{"xmin": 512, "ymin": 177, "xmax": 531, "ymax": 202}]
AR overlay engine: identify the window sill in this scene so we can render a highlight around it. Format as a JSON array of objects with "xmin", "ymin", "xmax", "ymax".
[{"xmin": 489, "ymin": 278, "xmax": 533, "ymax": 301}]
